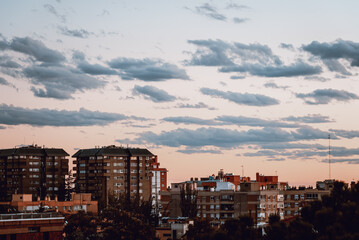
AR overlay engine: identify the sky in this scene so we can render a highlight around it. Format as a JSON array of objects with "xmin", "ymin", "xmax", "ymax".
[{"xmin": 1, "ymin": 0, "xmax": 359, "ymax": 186}]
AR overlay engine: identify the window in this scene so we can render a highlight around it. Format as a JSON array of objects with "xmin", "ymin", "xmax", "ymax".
[
  {"xmin": 114, "ymin": 163, "xmax": 123, "ymax": 167},
  {"xmin": 79, "ymin": 170, "xmax": 86, "ymax": 174},
  {"xmin": 113, "ymin": 169, "xmax": 123, "ymax": 173},
  {"xmin": 131, "ymin": 163, "xmax": 137, "ymax": 167}
]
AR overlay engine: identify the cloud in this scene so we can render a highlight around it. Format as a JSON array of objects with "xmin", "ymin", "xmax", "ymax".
[
  {"xmin": 0, "ymin": 37, "xmax": 65, "ymax": 64},
  {"xmin": 302, "ymin": 39, "xmax": 359, "ymax": 67},
  {"xmin": 296, "ymin": 88, "xmax": 359, "ymax": 105},
  {"xmin": 219, "ymin": 61, "xmax": 322, "ymax": 77},
  {"xmin": 322, "ymin": 59, "xmax": 351, "ymax": 75},
  {"xmin": 108, "ymin": 57, "xmax": 189, "ymax": 81},
  {"xmin": 0, "ymin": 77, "xmax": 17, "ymax": 89},
  {"xmin": 322, "ymin": 158, "xmax": 359, "ymax": 164},
  {"xmin": 176, "ymin": 102, "xmax": 216, "ymax": 110},
  {"xmin": 264, "ymin": 82, "xmax": 288, "ymax": 90},
  {"xmin": 133, "ymin": 85, "xmax": 177, "ymax": 102},
  {"xmin": 232, "ymin": 17, "xmax": 248, "ymax": 24},
  {"xmin": 226, "ymin": 3, "xmax": 249, "ymax": 10},
  {"xmin": 195, "ymin": 3, "xmax": 227, "ymax": 21},
  {"xmin": 138, "ymin": 126, "xmax": 332, "ymax": 148},
  {"xmin": 162, "ymin": 116, "xmax": 222, "ymax": 126},
  {"xmin": 329, "ymin": 129, "xmax": 359, "ymax": 139},
  {"xmin": 0, "ymin": 104, "xmax": 129, "ymax": 126},
  {"xmin": 303, "ymin": 76, "xmax": 330, "ymax": 82},
  {"xmin": 177, "ymin": 148, "xmax": 223, "ymax": 154},
  {"xmin": 77, "ymin": 61, "xmax": 118, "ymax": 75},
  {"xmin": 200, "ymin": 87, "xmax": 279, "ymax": 106},
  {"xmin": 24, "ymin": 64, "xmax": 106, "ymax": 99},
  {"xmin": 187, "ymin": 39, "xmax": 322, "ymax": 77},
  {"xmin": 215, "ymin": 115, "xmax": 299, "ymax": 128},
  {"xmin": 58, "ymin": 26, "xmax": 93, "ymax": 38},
  {"xmin": 0, "ymin": 55, "xmax": 21, "ymax": 68},
  {"xmin": 43, "ymin": 4, "xmax": 66, "ymax": 22},
  {"xmin": 279, "ymin": 43, "xmax": 294, "ymax": 50},
  {"xmin": 282, "ymin": 114, "xmax": 333, "ymax": 123}
]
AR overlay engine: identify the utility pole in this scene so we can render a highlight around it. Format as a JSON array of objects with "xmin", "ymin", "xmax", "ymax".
[{"xmin": 328, "ymin": 134, "xmax": 331, "ymax": 179}]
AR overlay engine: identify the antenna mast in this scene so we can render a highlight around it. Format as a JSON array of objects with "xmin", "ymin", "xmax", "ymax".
[{"xmin": 328, "ymin": 134, "xmax": 331, "ymax": 179}]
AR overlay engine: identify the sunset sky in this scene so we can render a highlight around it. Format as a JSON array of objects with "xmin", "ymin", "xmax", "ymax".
[{"xmin": 1, "ymin": 0, "xmax": 359, "ymax": 186}]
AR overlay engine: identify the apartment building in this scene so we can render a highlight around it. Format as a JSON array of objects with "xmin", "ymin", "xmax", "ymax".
[
  {"xmin": 0, "ymin": 146, "xmax": 69, "ymax": 201},
  {"xmin": 283, "ymin": 187, "xmax": 330, "ymax": 219},
  {"xmin": 72, "ymin": 146, "xmax": 156, "ymax": 206},
  {"xmin": 0, "ymin": 212, "xmax": 64, "ymax": 240},
  {"xmin": 0, "ymin": 193, "xmax": 98, "ymax": 214},
  {"xmin": 160, "ymin": 171, "xmax": 287, "ymax": 226},
  {"xmin": 151, "ymin": 156, "xmax": 168, "ymax": 210}
]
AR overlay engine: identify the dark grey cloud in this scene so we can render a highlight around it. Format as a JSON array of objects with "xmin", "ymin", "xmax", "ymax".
[
  {"xmin": 138, "ymin": 126, "xmax": 332, "ymax": 148},
  {"xmin": 329, "ymin": 129, "xmax": 359, "ymax": 139},
  {"xmin": 302, "ymin": 39, "xmax": 359, "ymax": 67},
  {"xmin": 215, "ymin": 115, "xmax": 299, "ymax": 128},
  {"xmin": 304, "ymin": 76, "xmax": 330, "ymax": 82},
  {"xmin": 162, "ymin": 116, "xmax": 221, "ymax": 126},
  {"xmin": 0, "ymin": 104, "xmax": 129, "ymax": 126},
  {"xmin": 0, "ymin": 55, "xmax": 21, "ymax": 68},
  {"xmin": 219, "ymin": 61, "xmax": 322, "ymax": 77},
  {"xmin": 200, "ymin": 87, "xmax": 279, "ymax": 106},
  {"xmin": 282, "ymin": 114, "xmax": 333, "ymax": 123},
  {"xmin": 24, "ymin": 65, "xmax": 106, "ymax": 99},
  {"xmin": 296, "ymin": 88, "xmax": 359, "ymax": 105},
  {"xmin": 0, "ymin": 37, "xmax": 65, "ymax": 64},
  {"xmin": 264, "ymin": 82, "xmax": 288, "ymax": 90},
  {"xmin": 291, "ymin": 126, "xmax": 335, "ymax": 140},
  {"xmin": 230, "ymin": 75, "xmax": 245, "ymax": 80},
  {"xmin": 322, "ymin": 158, "xmax": 359, "ymax": 164},
  {"xmin": 108, "ymin": 57, "xmax": 189, "ymax": 81},
  {"xmin": 177, "ymin": 149, "xmax": 223, "ymax": 154},
  {"xmin": 176, "ymin": 102, "xmax": 217, "ymax": 110},
  {"xmin": 133, "ymin": 85, "xmax": 176, "ymax": 102},
  {"xmin": 78, "ymin": 62, "xmax": 118, "ymax": 75},
  {"xmin": 0, "ymin": 77, "xmax": 16, "ymax": 89},
  {"xmin": 44, "ymin": 4, "xmax": 66, "ymax": 22},
  {"xmin": 58, "ymin": 26, "xmax": 93, "ymax": 38},
  {"xmin": 322, "ymin": 59, "xmax": 351, "ymax": 75},
  {"xmin": 233, "ymin": 17, "xmax": 248, "ymax": 24},
  {"xmin": 187, "ymin": 39, "xmax": 321, "ymax": 77},
  {"xmin": 195, "ymin": 3, "xmax": 227, "ymax": 21},
  {"xmin": 0, "ymin": 126, "xmax": 5, "ymax": 129},
  {"xmin": 279, "ymin": 43, "xmax": 294, "ymax": 50}
]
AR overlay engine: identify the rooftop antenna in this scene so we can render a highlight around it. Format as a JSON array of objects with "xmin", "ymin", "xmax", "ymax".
[{"xmin": 328, "ymin": 134, "xmax": 331, "ymax": 179}]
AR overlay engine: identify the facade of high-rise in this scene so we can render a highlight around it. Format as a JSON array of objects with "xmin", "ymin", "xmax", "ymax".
[
  {"xmin": 72, "ymin": 146, "xmax": 157, "ymax": 206},
  {"xmin": 0, "ymin": 146, "xmax": 69, "ymax": 201},
  {"xmin": 151, "ymin": 156, "xmax": 168, "ymax": 210}
]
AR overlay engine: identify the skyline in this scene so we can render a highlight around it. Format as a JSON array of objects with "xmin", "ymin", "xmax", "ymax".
[{"xmin": 1, "ymin": 0, "xmax": 359, "ymax": 186}]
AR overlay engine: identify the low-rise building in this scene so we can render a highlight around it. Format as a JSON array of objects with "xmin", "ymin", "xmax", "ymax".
[
  {"xmin": 0, "ymin": 193, "xmax": 98, "ymax": 214},
  {"xmin": 0, "ymin": 212, "xmax": 64, "ymax": 240}
]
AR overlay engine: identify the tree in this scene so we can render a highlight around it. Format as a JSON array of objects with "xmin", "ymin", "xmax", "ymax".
[
  {"xmin": 99, "ymin": 193, "xmax": 156, "ymax": 240},
  {"xmin": 180, "ymin": 183, "xmax": 198, "ymax": 218},
  {"xmin": 64, "ymin": 211, "xmax": 99, "ymax": 240}
]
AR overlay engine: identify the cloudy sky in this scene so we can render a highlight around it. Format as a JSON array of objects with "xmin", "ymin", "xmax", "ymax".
[{"xmin": 1, "ymin": 0, "xmax": 359, "ymax": 186}]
